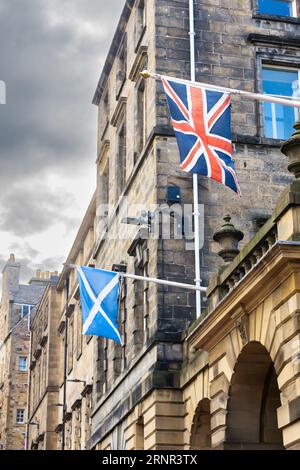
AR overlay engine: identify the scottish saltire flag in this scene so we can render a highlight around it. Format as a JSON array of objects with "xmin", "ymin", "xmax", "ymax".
[
  {"xmin": 161, "ymin": 76, "xmax": 240, "ymax": 194},
  {"xmin": 77, "ymin": 266, "xmax": 122, "ymax": 344}
]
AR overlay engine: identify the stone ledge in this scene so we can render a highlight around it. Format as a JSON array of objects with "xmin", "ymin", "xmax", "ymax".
[
  {"xmin": 248, "ymin": 33, "xmax": 300, "ymax": 48},
  {"xmin": 206, "ymin": 180, "xmax": 300, "ymax": 301},
  {"xmin": 252, "ymin": 13, "xmax": 300, "ymax": 24},
  {"xmin": 278, "ymin": 396, "xmax": 300, "ymax": 429}
]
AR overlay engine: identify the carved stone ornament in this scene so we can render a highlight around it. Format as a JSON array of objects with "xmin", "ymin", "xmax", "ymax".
[{"xmin": 236, "ymin": 315, "xmax": 249, "ymax": 346}]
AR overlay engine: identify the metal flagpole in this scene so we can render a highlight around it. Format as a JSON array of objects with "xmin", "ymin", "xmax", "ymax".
[
  {"xmin": 189, "ymin": 0, "xmax": 202, "ymax": 318},
  {"xmin": 65, "ymin": 264, "xmax": 207, "ymax": 293},
  {"xmin": 142, "ymin": 71, "xmax": 300, "ymax": 110}
]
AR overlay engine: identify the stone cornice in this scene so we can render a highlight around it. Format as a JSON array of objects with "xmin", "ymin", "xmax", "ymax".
[
  {"xmin": 81, "ymin": 384, "xmax": 93, "ymax": 397},
  {"xmin": 248, "ymin": 33, "xmax": 300, "ymax": 48},
  {"xmin": 93, "ymin": 0, "xmax": 135, "ymax": 106},
  {"xmin": 187, "ymin": 242, "xmax": 300, "ymax": 352},
  {"xmin": 128, "ymin": 45, "xmax": 148, "ymax": 82},
  {"xmin": 71, "ymin": 398, "xmax": 82, "ymax": 411},
  {"xmin": 111, "ymin": 97, "xmax": 127, "ymax": 128},
  {"xmin": 96, "ymin": 139, "xmax": 110, "ymax": 166}
]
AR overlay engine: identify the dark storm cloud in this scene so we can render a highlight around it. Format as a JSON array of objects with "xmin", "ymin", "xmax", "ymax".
[
  {"xmin": 0, "ymin": 184, "xmax": 79, "ymax": 236},
  {"xmin": 0, "ymin": 0, "xmax": 125, "ymax": 228},
  {"xmin": 9, "ymin": 241, "xmax": 39, "ymax": 259}
]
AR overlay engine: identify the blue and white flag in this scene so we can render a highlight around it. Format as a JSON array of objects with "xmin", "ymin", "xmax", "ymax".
[{"xmin": 77, "ymin": 266, "xmax": 122, "ymax": 344}]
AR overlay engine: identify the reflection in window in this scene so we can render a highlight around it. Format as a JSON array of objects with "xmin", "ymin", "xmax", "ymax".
[
  {"xmin": 19, "ymin": 356, "xmax": 27, "ymax": 372},
  {"xmin": 262, "ymin": 67, "xmax": 299, "ymax": 139},
  {"xmin": 258, "ymin": 0, "xmax": 297, "ymax": 16}
]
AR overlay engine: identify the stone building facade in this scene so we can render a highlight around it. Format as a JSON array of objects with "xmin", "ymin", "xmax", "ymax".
[
  {"xmin": 0, "ymin": 256, "xmax": 51, "ymax": 450},
  {"xmin": 87, "ymin": 0, "xmax": 300, "ymax": 450},
  {"xmin": 54, "ymin": 196, "xmax": 96, "ymax": 450},
  {"xmin": 25, "ymin": 0, "xmax": 300, "ymax": 450},
  {"xmin": 27, "ymin": 274, "xmax": 61, "ymax": 450}
]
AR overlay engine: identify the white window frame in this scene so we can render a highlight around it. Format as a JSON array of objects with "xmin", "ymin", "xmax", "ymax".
[
  {"xmin": 16, "ymin": 409, "xmax": 25, "ymax": 424},
  {"xmin": 15, "ymin": 304, "xmax": 34, "ymax": 318},
  {"xmin": 18, "ymin": 356, "xmax": 27, "ymax": 372},
  {"xmin": 262, "ymin": 64, "xmax": 300, "ymax": 139},
  {"xmin": 291, "ymin": 0, "xmax": 298, "ymax": 16}
]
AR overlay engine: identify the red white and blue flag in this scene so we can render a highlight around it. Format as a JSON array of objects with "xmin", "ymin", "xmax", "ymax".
[{"xmin": 161, "ymin": 76, "xmax": 240, "ymax": 194}]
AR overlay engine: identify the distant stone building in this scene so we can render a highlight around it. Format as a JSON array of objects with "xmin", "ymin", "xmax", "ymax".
[
  {"xmin": 55, "ymin": 196, "xmax": 96, "ymax": 450},
  {"xmin": 0, "ymin": 255, "xmax": 52, "ymax": 450},
  {"xmin": 27, "ymin": 0, "xmax": 300, "ymax": 450},
  {"xmin": 27, "ymin": 273, "xmax": 61, "ymax": 450}
]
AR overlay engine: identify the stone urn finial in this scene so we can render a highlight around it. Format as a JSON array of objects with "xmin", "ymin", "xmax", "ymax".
[
  {"xmin": 281, "ymin": 120, "xmax": 300, "ymax": 179},
  {"xmin": 213, "ymin": 215, "xmax": 244, "ymax": 263}
]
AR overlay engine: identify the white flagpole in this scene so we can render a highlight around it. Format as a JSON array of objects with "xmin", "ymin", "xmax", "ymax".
[
  {"xmin": 189, "ymin": 0, "xmax": 202, "ymax": 318},
  {"xmin": 25, "ymin": 307, "xmax": 32, "ymax": 450},
  {"xmin": 142, "ymin": 71, "xmax": 300, "ymax": 110},
  {"xmin": 65, "ymin": 264, "xmax": 207, "ymax": 292}
]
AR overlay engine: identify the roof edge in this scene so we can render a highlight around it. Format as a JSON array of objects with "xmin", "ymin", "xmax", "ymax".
[
  {"xmin": 92, "ymin": 0, "xmax": 135, "ymax": 106},
  {"xmin": 57, "ymin": 192, "xmax": 96, "ymax": 290}
]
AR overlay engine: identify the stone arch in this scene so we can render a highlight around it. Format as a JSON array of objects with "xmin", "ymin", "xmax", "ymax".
[
  {"xmin": 189, "ymin": 398, "xmax": 211, "ymax": 450},
  {"xmin": 225, "ymin": 341, "xmax": 283, "ymax": 450}
]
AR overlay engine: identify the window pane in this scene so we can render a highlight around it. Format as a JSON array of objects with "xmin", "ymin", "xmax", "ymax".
[
  {"xmin": 258, "ymin": 0, "xmax": 293, "ymax": 16},
  {"xmin": 19, "ymin": 356, "xmax": 27, "ymax": 371},
  {"xmin": 262, "ymin": 67, "xmax": 298, "ymax": 139},
  {"xmin": 22, "ymin": 305, "xmax": 29, "ymax": 316},
  {"xmin": 16, "ymin": 409, "xmax": 25, "ymax": 424}
]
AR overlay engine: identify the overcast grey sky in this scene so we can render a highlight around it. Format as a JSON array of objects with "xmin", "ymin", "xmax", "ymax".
[{"xmin": 0, "ymin": 0, "xmax": 125, "ymax": 284}]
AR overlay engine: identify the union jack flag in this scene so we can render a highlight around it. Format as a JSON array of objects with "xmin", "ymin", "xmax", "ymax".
[{"xmin": 161, "ymin": 76, "xmax": 240, "ymax": 194}]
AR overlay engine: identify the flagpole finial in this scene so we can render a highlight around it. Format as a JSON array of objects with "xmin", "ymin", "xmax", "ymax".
[{"xmin": 140, "ymin": 70, "xmax": 151, "ymax": 80}]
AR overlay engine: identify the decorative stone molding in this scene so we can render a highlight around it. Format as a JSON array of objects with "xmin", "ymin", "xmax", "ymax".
[
  {"xmin": 281, "ymin": 120, "xmax": 300, "ymax": 179},
  {"xmin": 129, "ymin": 45, "xmax": 148, "ymax": 82},
  {"xmin": 111, "ymin": 97, "xmax": 127, "ymax": 128},
  {"xmin": 96, "ymin": 140, "xmax": 110, "ymax": 166},
  {"xmin": 213, "ymin": 215, "xmax": 244, "ymax": 263},
  {"xmin": 236, "ymin": 315, "xmax": 249, "ymax": 346}
]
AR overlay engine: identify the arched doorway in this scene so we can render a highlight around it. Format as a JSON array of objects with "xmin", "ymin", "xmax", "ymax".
[
  {"xmin": 190, "ymin": 398, "xmax": 211, "ymax": 450},
  {"xmin": 226, "ymin": 341, "xmax": 283, "ymax": 450}
]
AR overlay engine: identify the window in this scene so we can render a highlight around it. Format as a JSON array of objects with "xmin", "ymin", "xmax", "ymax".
[
  {"xmin": 258, "ymin": 0, "xmax": 297, "ymax": 16},
  {"xmin": 76, "ymin": 304, "xmax": 83, "ymax": 359},
  {"xmin": 116, "ymin": 121, "xmax": 127, "ymax": 197},
  {"xmin": 136, "ymin": 77, "xmax": 147, "ymax": 158},
  {"xmin": 262, "ymin": 66, "xmax": 299, "ymax": 139},
  {"xmin": 96, "ymin": 155, "xmax": 110, "ymax": 239},
  {"xmin": 116, "ymin": 36, "xmax": 127, "ymax": 97},
  {"xmin": 99, "ymin": 88, "xmax": 109, "ymax": 140},
  {"xmin": 43, "ymin": 301, "xmax": 48, "ymax": 331},
  {"xmin": 68, "ymin": 317, "xmax": 74, "ymax": 373},
  {"xmin": 16, "ymin": 304, "xmax": 34, "ymax": 318},
  {"xmin": 103, "ymin": 338, "xmax": 108, "ymax": 394},
  {"xmin": 16, "ymin": 409, "xmax": 25, "ymax": 424},
  {"xmin": 133, "ymin": 241, "xmax": 150, "ymax": 351},
  {"xmin": 19, "ymin": 356, "xmax": 27, "ymax": 372},
  {"xmin": 135, "ymin": 0, "xmax": 146, "ymax": 47},
  {"xmin": 119, "ymin": 278, "xmax": 127, "ymax": 371}
]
